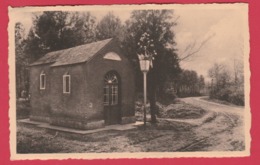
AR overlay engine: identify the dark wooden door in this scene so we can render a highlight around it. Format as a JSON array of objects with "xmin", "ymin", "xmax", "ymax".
[{"xmin": 104, "ymin": 72, "xmax": 121, "ymax": 125}]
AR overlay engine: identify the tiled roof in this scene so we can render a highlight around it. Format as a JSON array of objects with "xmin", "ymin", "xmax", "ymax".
[{"xmin": 30, "ymin": 38, "xmax": 113, "ymax": 67}]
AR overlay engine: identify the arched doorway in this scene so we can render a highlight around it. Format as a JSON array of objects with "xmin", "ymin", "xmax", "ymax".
[{"xmin": 103, "ymin": 71, "xmax": 121, "ymax": 125}]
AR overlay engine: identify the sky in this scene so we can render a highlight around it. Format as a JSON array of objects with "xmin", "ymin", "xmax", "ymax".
[
  {"xmin": 12, "ymin": 4, "xmax": 249, "ymax": 82},
  {"xmin": 174, "ymin": 6, "xmax": 248, "ymax": 81}
]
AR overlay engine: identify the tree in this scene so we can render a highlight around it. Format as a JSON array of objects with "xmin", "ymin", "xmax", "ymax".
[
  {"xmin": 15, "ymin": 22, "xmax": 29, "ymax": 97},
  {"xmin": 208, "ymin": 63, "xmax": 231, "ymax": 91},
  {"xmin": 233, "ymin": 58, "xmax": 244, "ymax": 86},
  {"xmin": 64, "ymin": 12, "xmax": 97, "ymax": 45},
  {"xmin": 175, "ymin": 70, "xmax": 203, "ymax": 97},
  {"xmin": 18, "ymin": 11, "xmax": 98, "ymax": 99},
  {"xmin": 24, "ymin": 11, "xmax": 97, "ymax": 62},
  {"xmin": 96, "ymin": 12, "xmax": 123, "ymax": 40},
  {"xmin": 207, "ymin": 63, "xmax": 243, "ymax": 104},
  {"xmin": 123, "ymin": 10, "xmax": 181, "ymax": 123},
  {"xmin": 198, "ymin": 75, "xmax": 205, "ymax": 93},
  {"xmin": 15, "ymin": 22, "xmax": 26, "ymax": 64},
  {"xmin": 179, "ymin": 33, "xmax": 215, "ymax": 62}
]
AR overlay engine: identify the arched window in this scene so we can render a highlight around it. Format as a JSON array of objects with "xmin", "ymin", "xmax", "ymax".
[
  {"xmin": 40, "ymin": 71, "xmax": 46, "ymax": 90},
  {"xmin": 104, "ymin": 72, "xmax": 119, "ymax": 105}
]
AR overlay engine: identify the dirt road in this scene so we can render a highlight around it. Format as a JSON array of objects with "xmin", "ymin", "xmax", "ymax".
[
  {"xmin": 181, "ymin": 97, "xmax": 244, "ymax": 116},
  {"xmin": 178, "ymin": 97, "xmax": 245, "ymax": 151}
]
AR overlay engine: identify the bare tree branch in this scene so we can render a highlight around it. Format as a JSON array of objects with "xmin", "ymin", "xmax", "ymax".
[
  {"xmin": 179, "ymin": 33, "xmax": 216, "ymax": 62},
  {"xmin": 173, "ymin": 15, "xmax": 180, "ymax": 25}
]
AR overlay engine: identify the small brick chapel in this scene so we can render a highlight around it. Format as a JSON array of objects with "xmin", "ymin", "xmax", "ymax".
[{"xmin": 29, "ymin": 38, "xmax": 135, "ymax": 130}]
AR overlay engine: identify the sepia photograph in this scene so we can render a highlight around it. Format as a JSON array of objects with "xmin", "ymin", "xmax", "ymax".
[{"xmin": 8, "ymin": 3, "xmax": 250, "ymax": 160}]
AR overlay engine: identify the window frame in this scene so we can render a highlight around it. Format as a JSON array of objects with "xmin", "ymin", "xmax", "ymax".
[
  {"xmin": 40, "ymin": 72, "xmax": 46, "ymax": 90},
  {"xmin": 111, "ymin": 85, "xmax": 118, "ymax": 105},
  {"xmin": 103, "ymin": 85, "xmax": 109, "ymax": 105},
  {"xmin": 104, "ymin": 72, "xmax": 119, "ymax": 106},
  {"xmin": 63, "ymin": 74, "xmax": 71, "ymax": 94}
]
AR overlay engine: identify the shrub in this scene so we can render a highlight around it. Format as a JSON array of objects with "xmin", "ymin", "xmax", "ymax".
[
  {"xmin": 157, "ymin": 88, "xmax": 177, "ymax": 105},
  {"xmin": 228, "ymin": 91, "xmax": 244, "ymax": 106},
  {"xmin": 215, "ymin": 87, "xmax": 232, "ymax": 101},
  {"xmin": 210, "ymin": 86, "xmax": 244, "ymax": 106}
]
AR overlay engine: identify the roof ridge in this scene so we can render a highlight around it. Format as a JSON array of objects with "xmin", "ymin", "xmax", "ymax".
[
  {"xmin": 30, "ymin": 38, "xmax": 114, "ymax": 66},
  {"xmin": 48, "ymin": 38, "xmax": 113, "ymax": 56}
]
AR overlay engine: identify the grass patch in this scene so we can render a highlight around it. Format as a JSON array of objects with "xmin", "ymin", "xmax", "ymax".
[
  {"xmin": 157, "ymin": 101, "xmax": 207, "ymax": 120},
  {"xmin": 136, "ymin": 99, "xmax": 206, "ymax": 121},
  {"xmin": 17, "ymin": 124, "xmax": 65, "ymax": 153}
]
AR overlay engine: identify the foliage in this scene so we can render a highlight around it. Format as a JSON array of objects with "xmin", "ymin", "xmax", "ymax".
[
  {"xmin": 210, "ymin": 85, "xmax": 244, "ymax": 106},
  {"xmin": 24, "ymin": 11, "xmax": 97, "ymax": 62},
  {"xmin": 15, "ymin": 22, "xmax": 30, "ymax": 97},
  {"xmin": 174, "ymin": 69, "xmax": 205, "ymax": 97},
  {"xmin": 96, "ymin": 12, "xmax": 123, "ymax": 40},
  {"xmin": 208, "ymin": 63, "xmax": 244, "ymax": 106},
  {"xmin": 123, "ymin": 10, "xmax": 181, "ymax": 123},
  {"xmin": 17, "ymin": 11, "xmax": 97, "ymax": 96},
  {"xmin": 157, "ymin": 84, "xmax": 178, "ymax": 105}
]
